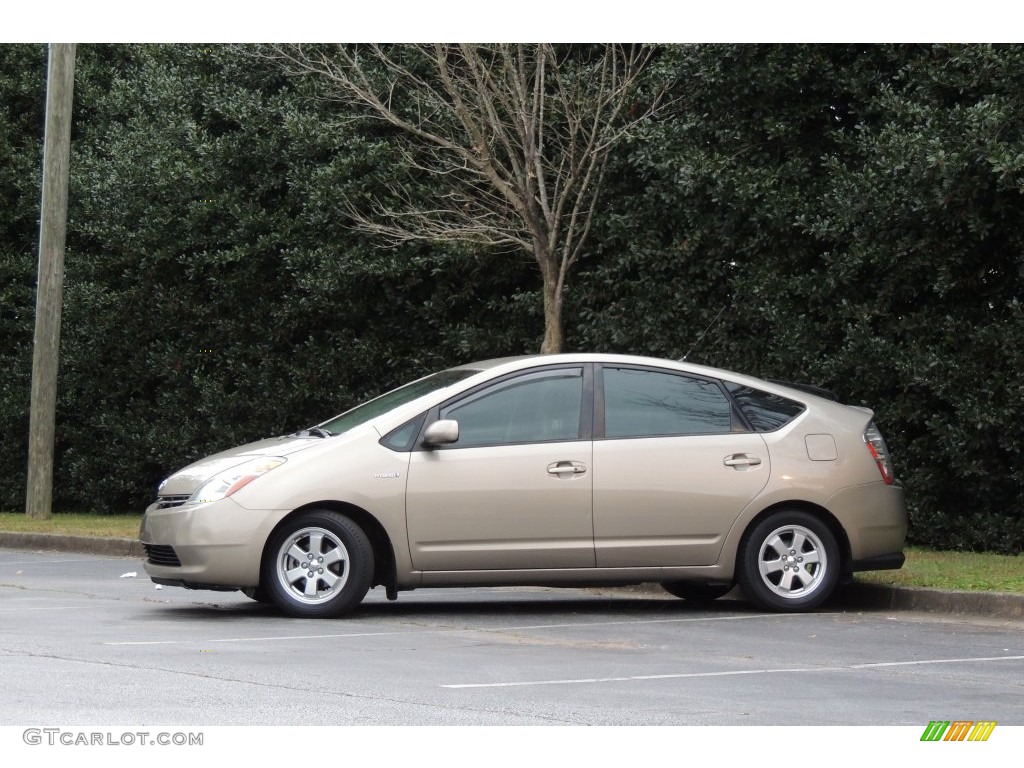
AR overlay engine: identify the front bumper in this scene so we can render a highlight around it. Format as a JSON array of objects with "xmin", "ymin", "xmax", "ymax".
[{"xmin": 140, "ymin": 497, "xmax": 289, "ymax": 588}]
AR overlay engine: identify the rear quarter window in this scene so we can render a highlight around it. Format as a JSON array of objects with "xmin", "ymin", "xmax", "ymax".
[{"xmin": 725, "ymin": 383, "xmax": 805, "ymax": 432}]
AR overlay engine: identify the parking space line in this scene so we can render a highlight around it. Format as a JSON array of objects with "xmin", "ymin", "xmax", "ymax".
[
  {"xmin": 441, "ymin": 654, "xmax": 1024, "ymax": 688},
  {"xmin": 104, "ymin": 612, "xmax": 789, "ymax": 646}
]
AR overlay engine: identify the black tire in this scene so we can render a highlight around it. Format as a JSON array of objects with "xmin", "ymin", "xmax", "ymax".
[
  {"xmin": 262, "ymin": 510, "xmax": 374, "ymax": 618},
  {"xmin": 737, "ymin": 510, "xmax": 840, "ymax": 612},
  {"xmin": 660, "ymin": 582, "xmax": 732, "ymax": 604}
]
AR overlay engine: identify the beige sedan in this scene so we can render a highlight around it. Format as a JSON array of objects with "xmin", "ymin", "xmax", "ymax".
[{"xmin": 140, "ymin": 354, "xmax": 907, "ymax": 617}]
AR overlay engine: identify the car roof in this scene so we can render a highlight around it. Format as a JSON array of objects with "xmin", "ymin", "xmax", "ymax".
[
  {"xmin": 450, "ymin": 353, "xmax": 849, "ymax": 408},
  {"xmin": 452, "ymin": 352, "xmax": 752, "ymax": 384}
]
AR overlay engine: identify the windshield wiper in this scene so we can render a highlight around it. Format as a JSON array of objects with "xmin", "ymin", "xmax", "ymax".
[{"xmin": 292, "ymin": 426, "xmax": 332, "ymax": 438}]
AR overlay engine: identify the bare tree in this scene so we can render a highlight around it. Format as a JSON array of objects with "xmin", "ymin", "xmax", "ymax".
[{"xmin": 267, "ymin": 44, "xmax": 664, "ymax": 353}]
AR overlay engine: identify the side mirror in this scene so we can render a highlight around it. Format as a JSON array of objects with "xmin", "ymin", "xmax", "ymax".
[{"xmin": 422, "ymin": 419, "xmax": 459, "ymax": 447}]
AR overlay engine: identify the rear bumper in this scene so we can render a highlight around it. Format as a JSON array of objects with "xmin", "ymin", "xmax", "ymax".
[
  {"xmin": 827, "ymin": 482, "xmax": 908, "ymax": 561},
  {"xmin": 850, "ymin": 551, "xmax": 905, "ymax": 572}
]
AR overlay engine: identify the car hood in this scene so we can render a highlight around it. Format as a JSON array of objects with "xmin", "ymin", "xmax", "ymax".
[{"xmin": 156, "ymin": 435, "xmax": 320, "ymax": 498}]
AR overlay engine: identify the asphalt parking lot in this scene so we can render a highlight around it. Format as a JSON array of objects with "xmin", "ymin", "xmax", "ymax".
[{"xmin": 1, "ymin": 547, "xmax": 1022, "ymax": 726}]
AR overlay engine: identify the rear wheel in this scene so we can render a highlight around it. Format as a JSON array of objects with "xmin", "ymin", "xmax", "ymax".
[
  {"xmin": 660, "ymin": 582, "xmax": 732, "ymax": 604},
  {"xmin": 262, "ymin": 510, "xmax": 374, "ymax": 618},
  {"xmin": 737, "ymin": 511, "xmax": 839, "ymax": 612}
]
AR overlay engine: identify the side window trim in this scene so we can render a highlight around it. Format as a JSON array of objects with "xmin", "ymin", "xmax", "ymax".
[{"xmin": 414, "ymin": 363, "xmax": 594, "ymax": 451}]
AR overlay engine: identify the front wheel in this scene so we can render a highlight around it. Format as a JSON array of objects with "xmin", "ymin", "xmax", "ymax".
[
  {"xmin": 262, "ymin": 510, "xmax": 374, "ymax": 618},
  {"xmin": 737, "ymin": 511, "xmax": 840, "ymax": 612},
  {"xmin": 241, "ymin": 585, "xmax": 271, "ymax": 603}
]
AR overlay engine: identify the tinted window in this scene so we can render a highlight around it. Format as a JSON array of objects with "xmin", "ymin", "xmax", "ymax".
[
  {"xmin": 380, "ymin": 416, "xmax": 425, "ymax": 452},
  {"xmin": 603, "ymin": 368, "xmax": 732, "ymax": 437},
  {"xmin": 725, "ymin": 383, "xmax": 805, "ymax": 432},
  {"xmin": 441, "ymin": 368, "xmax": 583, "ymax": 447}
]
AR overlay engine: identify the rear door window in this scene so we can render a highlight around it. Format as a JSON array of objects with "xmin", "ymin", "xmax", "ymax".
[{"xmin": 602, "ymin": 367, "xmax": 734, "ymax": 437}]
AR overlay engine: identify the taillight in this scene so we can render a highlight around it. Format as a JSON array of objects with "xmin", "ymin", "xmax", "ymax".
[{"xmin": 864, "ymin": 422, "xmax": 895, "ymax": 485}]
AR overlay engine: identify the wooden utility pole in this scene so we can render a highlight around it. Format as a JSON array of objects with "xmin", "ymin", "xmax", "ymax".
[{"xmin": 26, "ymin": 44, "xmax": 76, "ymax": 520}]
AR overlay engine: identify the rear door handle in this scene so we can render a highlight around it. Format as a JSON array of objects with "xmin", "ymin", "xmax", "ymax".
[{"xmin": 724, "ymin": 454, "xmax": 762, "ymax": 467}]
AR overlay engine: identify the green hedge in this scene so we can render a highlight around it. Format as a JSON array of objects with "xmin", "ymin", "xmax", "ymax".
[{"xmin": 0, "ymin": 44, "xmax": 1020, "ymax": 553}]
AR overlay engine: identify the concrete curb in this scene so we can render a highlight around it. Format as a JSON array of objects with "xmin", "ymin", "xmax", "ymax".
[
  {"xmin": 835, "ymin": 581, "xmax": 1024, "ymax": 620},
  {"xmin": 598, "ymin": 581, "xmax": 1024, "ymax": 621},
  {"xmin": 0, "ymin": 532, "xmax": 145, "ymax": 558},
  {"xmin": 2, "ymin": 532, "xmax": 1022, "ymax": 621}
]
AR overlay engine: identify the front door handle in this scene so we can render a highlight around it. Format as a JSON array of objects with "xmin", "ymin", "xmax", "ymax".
[
  {"xmin": 724, "ymin": 454, "xmax": 762, "ymax": 468},
  {"xmin": 547, "ymin": 461, "xmax": 587, "ymax": 476}
]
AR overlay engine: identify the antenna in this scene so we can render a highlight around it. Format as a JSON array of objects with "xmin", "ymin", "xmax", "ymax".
[{"xmin": 681, "ymin": 304, "xmax": 727, "ymax": 362}]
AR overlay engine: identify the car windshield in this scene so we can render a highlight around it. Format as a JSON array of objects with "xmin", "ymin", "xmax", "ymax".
[{"xmin": 318, "ymin": 368, "xmax": 479, "ymax": 437}]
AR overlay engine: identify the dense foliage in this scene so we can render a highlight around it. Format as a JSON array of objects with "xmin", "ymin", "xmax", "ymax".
[{"xmin": 1, "ymin": 44, "xmax": 1020, "ymax": 553}]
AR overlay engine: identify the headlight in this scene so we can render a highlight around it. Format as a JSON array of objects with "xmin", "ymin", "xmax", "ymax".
[{"xmin": 191, "ymin": 456, "xmax": 287, "ymax": 504}]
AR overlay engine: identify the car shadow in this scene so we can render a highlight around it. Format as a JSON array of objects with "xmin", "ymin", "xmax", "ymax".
[
  {"xmin": 138, "ymin": 591, "xmax": 767, "ymax": 624},
  {"xmin": 135, "ymin": 583, "xmax": 901, "ymax": 623}
]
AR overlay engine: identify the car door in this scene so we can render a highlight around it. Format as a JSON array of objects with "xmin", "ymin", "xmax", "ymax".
[
  {"xmin": 405, "ymin": 365, "xmax": 595, "ymax": 572},
  {"xmin": 592, "ymin": 365, "xmax": 770, "ymax": 567}
]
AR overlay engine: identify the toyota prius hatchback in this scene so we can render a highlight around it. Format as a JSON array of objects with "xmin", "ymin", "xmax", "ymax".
[{"xmin": 140, "ymin": 354, "xmax": 907, "ymax": 617}]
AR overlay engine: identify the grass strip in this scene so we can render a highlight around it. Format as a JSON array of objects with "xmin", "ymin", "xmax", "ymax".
[
  {"xmin": 0, "ymin": 512, "xmax": 141, "ymax": 539},
  {"xmin": 854, "ymin": 547, "xmax": 1024, "ymax": 593}
]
